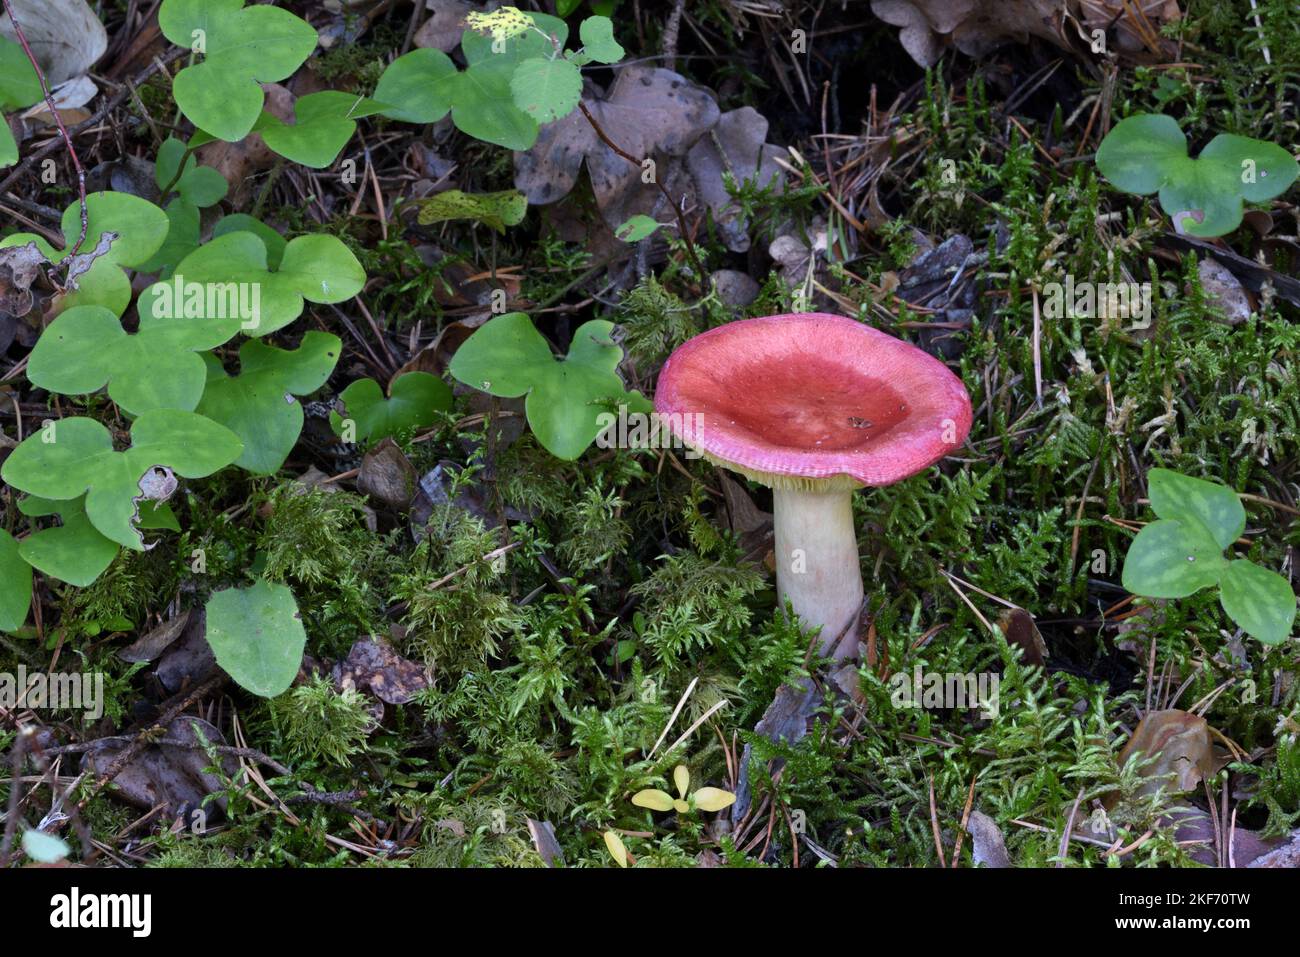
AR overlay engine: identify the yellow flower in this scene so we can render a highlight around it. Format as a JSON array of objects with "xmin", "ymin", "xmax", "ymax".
[
  {"xmin": 631, "ymin": 764, "xmax": 737, "ymax": 815},
  {"xmin": 464, "ymin": 7, "xmax": 533, "ymax": 44}
]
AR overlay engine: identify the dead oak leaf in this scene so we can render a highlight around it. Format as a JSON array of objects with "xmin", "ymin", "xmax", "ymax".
[{"xmin": 514, "ymin": 66, "xmax": 720, "ymax": 230}]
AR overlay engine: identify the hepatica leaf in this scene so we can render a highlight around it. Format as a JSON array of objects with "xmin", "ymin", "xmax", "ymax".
[
  {"xmin": 204, "ymin": 579, "xmax": 306, "ymax": 697},
  {"xmin": 17, "ymin": 495, "xmax": 120, "ymax": 587},
  {"xmin": 448, "ymin": 312, "xmax": 640, "ymax": 460},
  {"xmin": 1121, "ymin": 518, "xmax": 1226, "ymax": 599},
  {"xmin": 0, "ymin": 529, "xmax": 32, "ymax": 632},
  {"xmin": 158, "ymin": 0, "xmax": 318, "ymax": 142},
  {"xmin": 374, "ymin": 11, "xmax": 571, "ymax": 149},
  {"xmin": 156, "ymin": 136, "xmax": 229, "ymax": 207},
  {"xmin": 257, "ymin": 92, "xmax": 389, "ymax": 169},
  {"xmin": 139, "ymin": 231, "xmax": 365, "ymax": 336},
  {"xmin": 1147, "ymin": 468, "xmax": 1245, "ymax": 549},
  {"xmin": 0, "ymin": 411, "xmax": 241, "ymax": 550},
  {"xmin": 510, "ymin": 57, "xmax": 582, "ymax": 124},
  {"xmin": 27, "ymin": 304, "xmax": 241, "ymax": 414},
  {"xmin": 0, "ymin": 192, "xmax": 168, "ymax": 316},
  {"xmin": 330, "ymin": 371, "xmax": 452, "ymax": 448},
  {"xmin": 0, "ymin": 34, "xmax": 44, "ymax": 167},
  {"xmin": 1219, "ymin": 559, "xmax": 1297, "ymax": 645},
  {"xmin": 198, "ymin": 331, "xmax": 341, "ymax": 474},
  {"xmin": 1096, "ymin": 113, "xmax": 1299, "ymax": 237},
  {"xmin": 578, "ymin": 16, "xmax": 624, "ymax": 64}
]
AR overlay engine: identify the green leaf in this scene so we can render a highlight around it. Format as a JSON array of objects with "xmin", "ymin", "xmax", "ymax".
[
  {"xmin": 1095, "ymin": 114, "xmax": 1187, "ymax": 195},
  {"xmin": 213, "ymin": 214, "xmax": 287, "ymax": 270},
  {"xmin": 461, "ymin": 12, "xmax": 568, "ymax": 66},
  {"xmin": 0, "ymin": 529, "xmax": 32, "ymax": 631},
  {"xmin": 257, "ymin": 92, "xmax": 388, "ymax": 169},
  {"xmin": 136, "ymin": 199, "xmax": 203, "ymax": 278},
  {"xmin": 1121, "ymin": 518, "xmax": 1227, "ymax": 599},
  {"xmin": 374, "ymin": 48, "xmax": 456, "ymax": 124},
  {"xmin": 17, "ymin": 497, "xmax": 119, "ymax": 587},
  {"xmin": 414, "ymin": 189, "xmax": 527, "ymax": 233},
  {"xmin": 510, "ymin": 57, "xmax": 583, "ymax": 123},
  {"xmin": 1147, "ymin": 468, "xmax": 1245, "ymax": 550},
  {"xmin": 0, "ymin": 193, "xmax": 169, "ymax": 316},
  {"xmin": 330, "ymin": 371, "xmax": 452, "ymax": 448},
  {"xmin": 615, "ymin": 214, "xmax": 661, "ymax": 242},
  {"xmin": 204, "ymin": 579, "xmax": 306, "ymax": 697},
  {"xmin": 27, "ymin": 304, "xmax": 240, "ymax": 414},
  {"xmin": 0, "ymin": 412, "xmax": 242, "ymax": 550},
  {"xmin": 0, "ymin": 35, "xmax": 42, "ymax": 110},
  {"xmin": 446, "ymin": 57, "xmax": 539, "ymax": 150},
  {"xmin": 1095, "ymin": 113, "xmax": 1300, "ymax": 238},
  {"xmin": 579, "ymin": 16, "xmax": 624, "ymax": 64},
  {"xmin": 139, "ymin": 231, "xmax": 365, "ymax": 336},
  {"xmin": 156, "ymin": 137, "xmax": 228, "ymax": 207},
  {"xmin": 0, "ymin": 122, "xmax": 17, "ymax": 168},
  {"xmin": 198, "ymin": 332, "xmax": 341, "ymax": 474},
  {"xmin": 448, "ymin": 312, "xmax": 635, "ymax": 460},
  {"xmin": 21, "ymin": 830, "xmax": 70, "ymax": 864},
  {"xmin": 158, "ymin": 0, "xmax": 319, "ymax": 142},
  {"xmin": 1219, "ymin": 560, "xmax": 1296, "ymax": 645}
]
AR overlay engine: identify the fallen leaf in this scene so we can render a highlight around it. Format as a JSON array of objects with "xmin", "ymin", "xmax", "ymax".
[
  {"xmin": 964, "ymin": 809, "xmax": 1012, "ymax": 867},
  {"xmin": 332, "ymin": 636, "xmax": 430, "ymax": 704},
  {"xmin": 357, "ymin": 437, "xmax": 418, "ymax": 509},
  {"xmin": 1196, "ymin": 257, "xmax": 1251, "ymax": 325},
  {"xmin": 514, "ymin": 66, "xmax": 720, "ymax": 230},
  {"xmin": 0, "ymin": 242, "xmax": 46, "ymax": 318},
  {"xmin": 683, "ymin": 107, "xmax": 785, "ymax": 253},
  {"xmin": 119, "ymin": 608, "xmax": 193, "ymax": 664},
  {"xmin": 1115, "ymin": 709, "xmax": 1213, "ymax": 799},
  {"xmin": 414, "ymin": 0, "xmax": 478, "ymax": 53},
  {"xmin": 0, "ymin": 0, "xmax": 107, "ymax": 86},
  {"xmin": 80, "ymin": 716, "xmax": 238, "ymax": 819}
]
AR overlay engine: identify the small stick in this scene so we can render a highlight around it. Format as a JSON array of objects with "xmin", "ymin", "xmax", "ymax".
[{"xmin": 2, "ymin": 0, "xmax": 89, "ymax": 261}]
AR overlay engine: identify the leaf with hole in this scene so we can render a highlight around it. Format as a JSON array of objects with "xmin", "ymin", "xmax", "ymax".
[
  {"xmin": 0, "ymin": 411, "xmax": 241, "ymax": 549},
  {"xmin": 197, "ymin": 332, "xmax": 341, "ymax": 474},
  {"xmin": 1121, "ymin": 518, "xmax": 1226, "ymax": 599},
  {"xmin": 413, "ymin": 189, "xmax": 527, "ymax": 233},
  {"xmin": 0, "ymin": 192, "xmax": 169, "ymax": 316},
  {"xmin": 158, "ymin": 0, "xmax": 318, "ymax": 142},
  {"xmin": 204, "ymin": 579, "xmax": 306, "ymax": 697}
]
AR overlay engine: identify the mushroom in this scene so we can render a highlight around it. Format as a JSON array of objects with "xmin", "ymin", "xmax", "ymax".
[{"xmin": 654, "ymin": 313, "xmax": 972, "ymax": 661}]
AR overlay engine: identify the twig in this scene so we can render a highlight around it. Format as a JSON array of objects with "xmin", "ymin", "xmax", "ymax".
[
  {"xmin": 577, "ymin": 100, "xmax": 705, "ymax": 280},
  {"xmin": 1, "ymin": 0, "xmax": 89, "ymax": 262}
]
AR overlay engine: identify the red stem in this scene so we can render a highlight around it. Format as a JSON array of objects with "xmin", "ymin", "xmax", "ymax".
[{"xmin": 2, "ymin": 0, "xmax": 89, "ymax": 262}]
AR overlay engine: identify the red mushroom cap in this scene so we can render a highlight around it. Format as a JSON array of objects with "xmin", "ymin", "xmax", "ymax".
[{"xmin": 654, "ymin": 313, "xmax": 972, "ymax": 489}]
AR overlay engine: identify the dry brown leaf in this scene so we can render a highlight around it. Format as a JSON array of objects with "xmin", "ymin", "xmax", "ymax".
[
  {"xmin": 332, "ymin": 637, "xmax": 430, "ymax": 705},
  {"xmin": 1197, "ymin": 257, "xmax": 1252, "ymax": 325},
  {"xmin": 514, "ymin": 66, "xmax": 720, "ymax": 230},
  {"xmin": 0, "ymin": 0, "xmax": 107, "ymax": 86},
  {"xmin": 1116, "ymin": 709, "xmax": 1213, "ymax": 799},
  {"xmin": 684, "ymin": 107, "xmax": 786, "ymax": 253}
]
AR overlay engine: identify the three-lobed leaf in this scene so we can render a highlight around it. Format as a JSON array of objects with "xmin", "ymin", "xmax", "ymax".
[
  {"xmin": 448, "ymin": 312, "xmax": 644, "ymax": 460},
  {"xmin": 158, "ymin": 0, "xmax": 318, "ymax": 142},
  {"xmin": 0, "ymin": 411, "xmax": 241, "ymax": 549},
  {"xmin": 257, "ymin": 92, "xmax": 388, "ymax": 169},
  {"xmin": 1096, "ymin": 113, "xmax": 1300, "ymax": 237},
  {"xmin": 330, "ymin": 371, "xmax": 452, "ymax": 448},
  {"xmin": 1147, "ymin": 468, "xmax": 1244, "ymax": 549},
  {"xmin": 198, "ymin": 332, "xmax": 341, "ymax": 474}
]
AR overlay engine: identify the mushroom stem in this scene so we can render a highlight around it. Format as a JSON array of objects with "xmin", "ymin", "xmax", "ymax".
[{"xmin": 772, "ymin": 487, "xmax": 864, "ymax": 661}]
